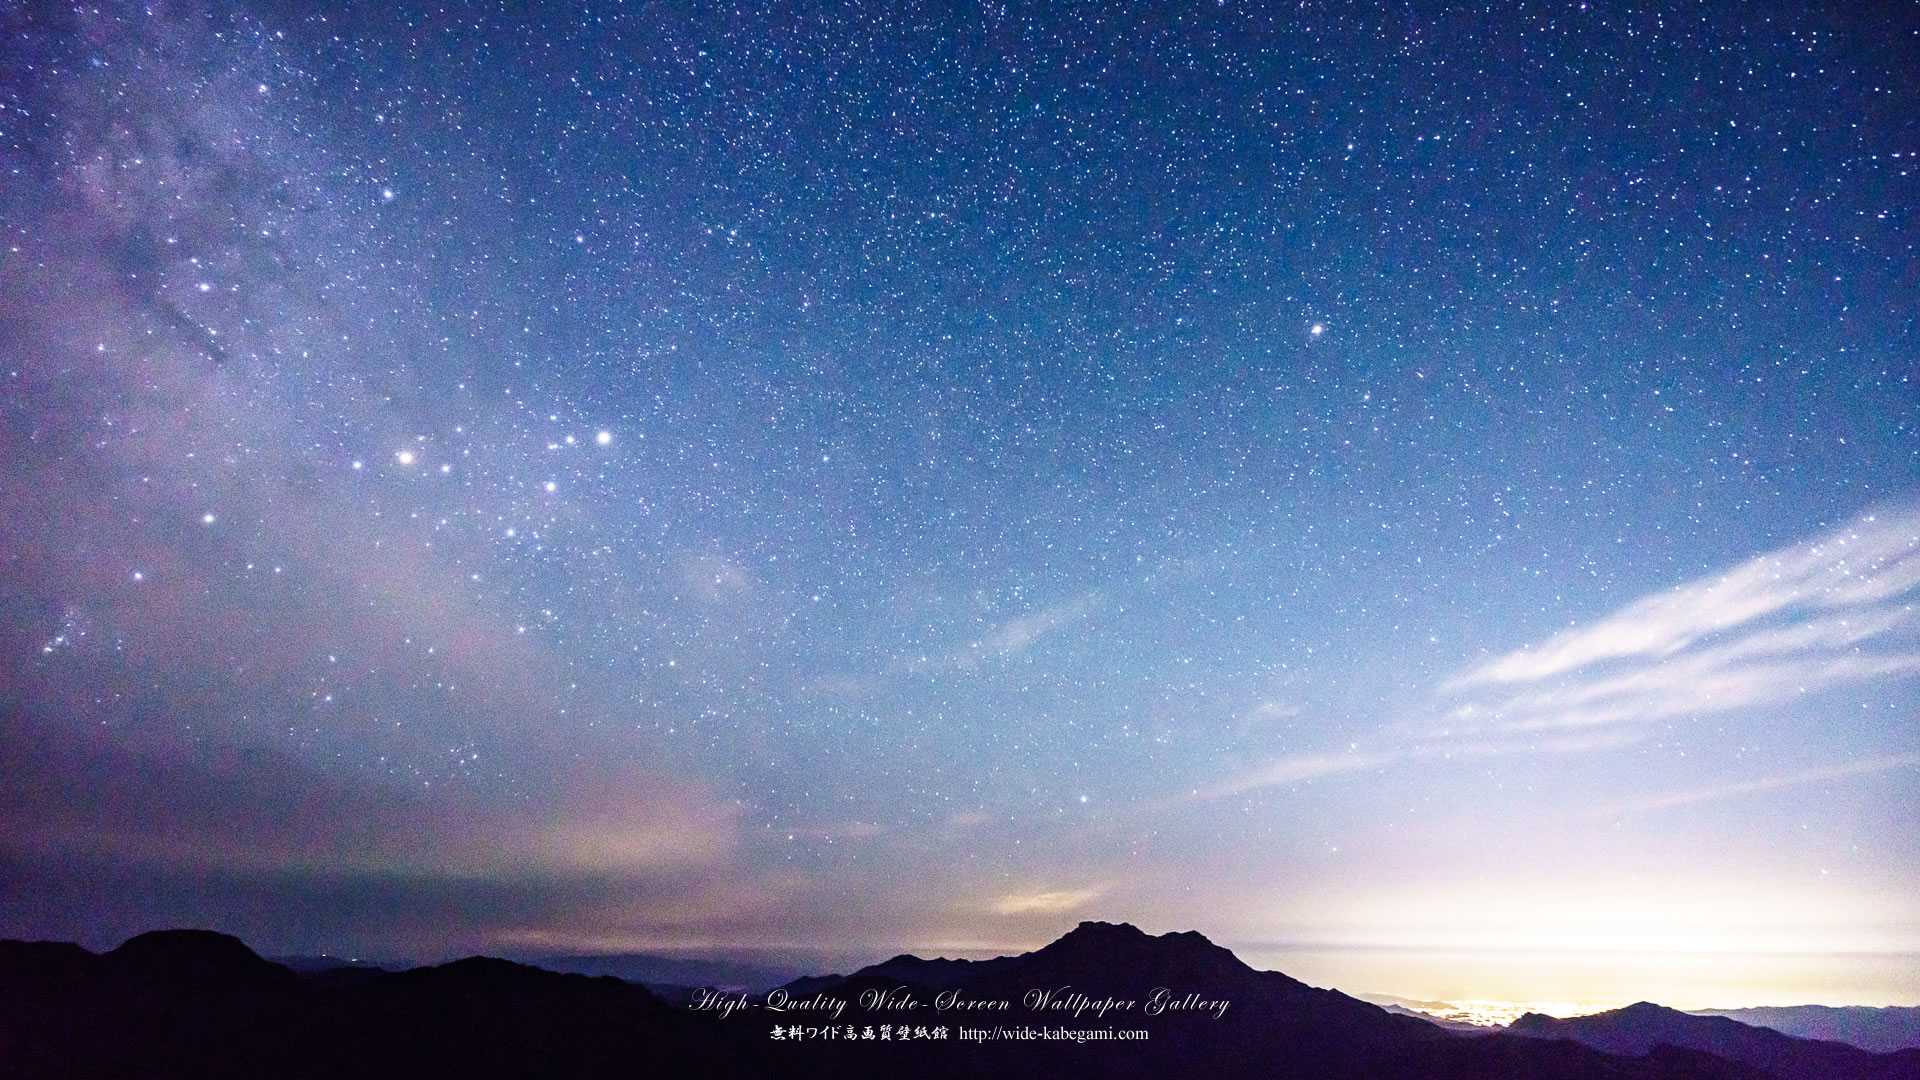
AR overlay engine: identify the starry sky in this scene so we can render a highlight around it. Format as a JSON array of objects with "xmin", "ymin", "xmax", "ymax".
[{"xmin": 1, "ymin": 0, "xmax": 1916, "ymax": 1007}]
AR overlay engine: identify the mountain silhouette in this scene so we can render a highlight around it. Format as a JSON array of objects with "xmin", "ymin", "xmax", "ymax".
[
  {"xmin": 0, "ymin": 930, "xmax": 315, "ymax": 1078},
  {"xmin": 0, "ymin": 934, "xmax": 714, "ymax": 1079},
  {"xmin": 836, "ymin": 950, "xmax": 1023, "ymax": 990},
  {"xmin": 762, "ymin": 922, "xmax": 1779, "ymax": 1080},
  {"xmin": 1510, "ymin": 1001, "xmax": 1920, "ymax": 1080},
  {"xmin": 1689, "ymin": 1005, "xmax": 1920, "ymax": 1054},
  {"xmin": 101, "ymin": 929, "xmax": 305, "ymax": 995},
  {"xmin": 2, "ymin": 923, "xmax": 1914, "ymax": 1079},
  {"xmin": 517, "ymin": 950, "xmax": 802, "ymax": 993}
]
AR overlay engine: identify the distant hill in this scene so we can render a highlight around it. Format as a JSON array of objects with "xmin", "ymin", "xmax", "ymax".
[
  {"xmin": 808, "ymin": 950, "xmax": 1023, "ymax": 992},
  {"xmin": 270, "ymin": 955, "xmax": 392, "ymax": 989},
  {"xmin": 1510, "ymin": 1000, "xmax": 1920, "ymax": 1080},
  {"xmin": 1, "ymin": 922, "xmax": 1912, "ymax": 1079},
  {"xmin": 1690, "ymin": 1005, "xmax": 1920, "ymax": 1054},
  {"xmin": 270, "ymin": 954, "xmax": 392, "ymax": 973},
  {"xmin": 515, "ymin": 951, "xmax": 803, "ymax": 993}
]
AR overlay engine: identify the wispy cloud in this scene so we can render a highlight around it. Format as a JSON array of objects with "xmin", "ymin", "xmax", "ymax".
[
  {"xmin": 1233, "ymin": 699, "xmax": 1302, "ymax": 737},
  {"xmin": 1587, "ymin": 753, "xmax": 1920, "ymax": 818},
  {"xmin": 989, "ymin": 887, "xmax": 1107, "ymax": 915},
  {"xmin": 958, "ymin": 592, "xmax": 1100, "ymax": 668},
  {"xmin": 1195, "ymin": 749, "xmax": 1397, "ymax": 800},
  {"xmin": 1173, "ymin": 506, "xmax": 1920, "ymax": 806},
  {"xmin": 945, "ymin": 810, "xmax": 991, "ymax": 830},
  {"xmin": 1191, "ymin": 729, "xmax": 1646, "ymax": 803},
  {"xmin": 1440, "ymin": 505, "xmax": 1920, "ymax": 735}
]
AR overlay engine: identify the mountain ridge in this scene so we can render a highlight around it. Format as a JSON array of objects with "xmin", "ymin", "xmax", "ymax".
[
  {"xmin": 1511, "ymin": 1000, "xmax": 1920, "ymax": 1080},
  {"xmin": 1688, "ymin": 1004, "xmax": 1920, "ymax": 1053},
  {"xmin": 2, "ymin": 924, "xmax": 1914, "ymax": 1079}
]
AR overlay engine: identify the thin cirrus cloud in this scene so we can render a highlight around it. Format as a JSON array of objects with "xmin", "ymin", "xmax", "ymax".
[
  {"xmin": 989, "ymin": 887, "xmax": 1108, "ymax": 916},
  {"xmin": 1439, "ymin": 504, "xmax": 1920, "ymax": 735},
  {"xmin": 1191, "ymin": 749, "xmax": 1399, "ymax": 801},
  {"xmin": 956, "ymin": 592, "xmax": 1101, "ymax": 669},
  {"xmin": 1188, "ymin": 729, "xmax": 1645, "ymax": 804},
  {"xmin": 1586, "ymin": 753, "xmax": 1920, "ymax": 819},
  {"xmin": 1183, "ymin": 505, "xmax": 1920, "ymax": 803}
]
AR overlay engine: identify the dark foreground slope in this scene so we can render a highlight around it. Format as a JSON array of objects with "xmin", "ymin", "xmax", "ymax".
[
  {"xmin": 0, "ymin": 923, "xmax": 1909, "ymax": 1080},
  {"xmin": 0, "ymin": 930, "xmax": 725, "ymax": 1079}
]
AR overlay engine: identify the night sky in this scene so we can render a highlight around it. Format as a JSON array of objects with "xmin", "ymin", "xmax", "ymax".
[{"xmin": 2, "ymin": 0, "xmax": 1915, "ymax": 1007}]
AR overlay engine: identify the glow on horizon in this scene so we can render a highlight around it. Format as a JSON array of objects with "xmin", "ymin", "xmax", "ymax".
[
  {"xmin": 1407, "ymin": 1000, "xmax": 1616, "ymax": 1026},
  {"xmin": 1236, "ymin": 943, "xmax": 1920, "ymax": 1011}
]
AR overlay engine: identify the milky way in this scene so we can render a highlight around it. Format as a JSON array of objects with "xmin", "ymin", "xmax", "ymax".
[{"xmin": 1, "ymin": 1, "xmax": 1915, "ymax": 1002}]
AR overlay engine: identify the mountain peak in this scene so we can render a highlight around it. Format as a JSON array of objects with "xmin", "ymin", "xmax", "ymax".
[
  {"xmin": 107, "ymin": 928, "xmax": 281, "ymax": 974},
  {"xmin": 1048, "ymin": 920, "xmax": 1234, "ymax": 956},
  {"xmin": 1050, "ymin": 920, "xmax": 1222, "ymax": 949},
  {"xmin": 103, "ymin": 928, "xmax": 300, "ymax": 992},
  {"xmin": 1059, "ymin": 920, "xmax": 1153, "ymax": 943},
  {"xmin": 111, "ymin": 928, "xmax": 263, "ymax": 960},
  {"xmin": 1006, "ymin": 920, "xmax": 1259, "ymax": 989}
]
